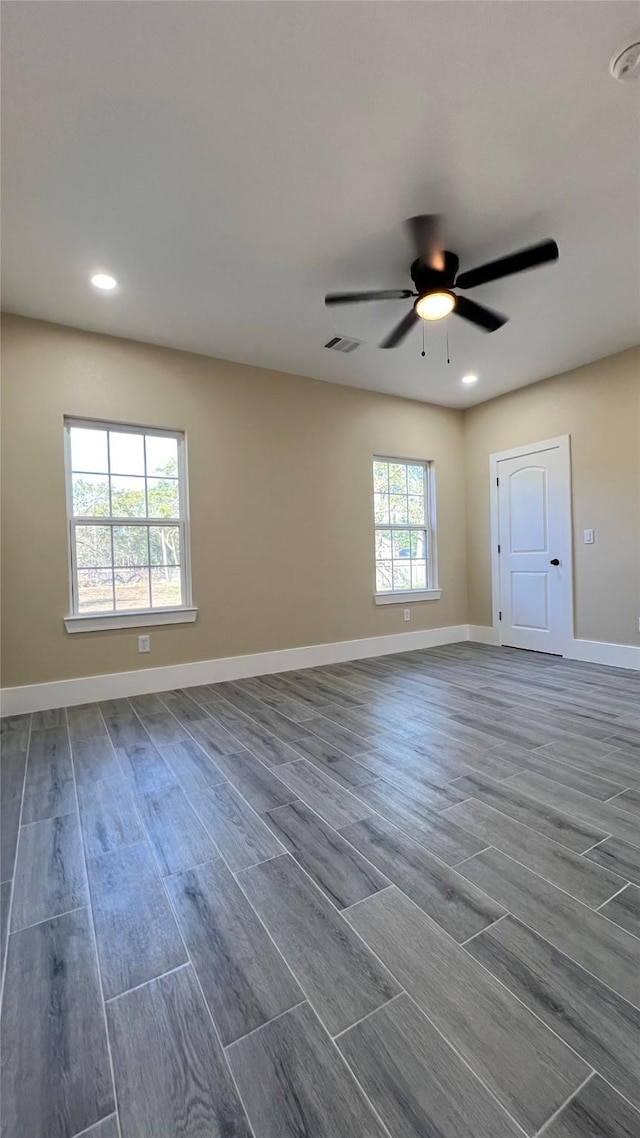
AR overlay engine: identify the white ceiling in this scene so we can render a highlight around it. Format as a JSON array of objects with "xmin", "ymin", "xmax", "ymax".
[{"xmin": 2, "ymin": 1, "xmax": 639, "ymax": 407}]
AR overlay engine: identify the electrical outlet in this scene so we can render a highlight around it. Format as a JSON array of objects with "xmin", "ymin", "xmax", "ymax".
[
  {"xmin": 583, "ymin": 529, "xmax": 594, "ymax": 544},
  {"xmin": 138, "ymin": 635, "xmax": 151, "ymax": 653},
  {"xmin": 403, "ymin": 608, "xmax": 411, "ymax": 622}
]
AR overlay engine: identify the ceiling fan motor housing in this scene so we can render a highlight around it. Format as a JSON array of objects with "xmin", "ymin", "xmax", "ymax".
[{"xmin": 410, "ymin": 251, "xmax": 459, "ymax": 294}]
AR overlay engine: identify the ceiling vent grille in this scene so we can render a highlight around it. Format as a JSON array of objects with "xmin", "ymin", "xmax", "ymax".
[{"xmin": 324, "ymin": 335, "xmax": 361, "ymax": 353}]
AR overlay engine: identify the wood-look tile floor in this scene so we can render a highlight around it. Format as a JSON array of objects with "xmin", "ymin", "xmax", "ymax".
[{"xmin": 2, "ymin": 643, "xmax": 640, "ymax": 1137}]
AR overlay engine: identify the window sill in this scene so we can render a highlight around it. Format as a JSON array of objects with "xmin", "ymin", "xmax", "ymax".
[
  {"xmin": 64, "ymin": 608, "xmax": 198, "ymax": 634},
  {"xmin": 374, "ymin": 589, "xmax": 442, "ymax": 606}
]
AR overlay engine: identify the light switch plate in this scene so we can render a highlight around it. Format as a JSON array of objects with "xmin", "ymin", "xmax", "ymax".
[{"xmin": 583, "ymin": 529, "xmax": 594, "ymax": 544}]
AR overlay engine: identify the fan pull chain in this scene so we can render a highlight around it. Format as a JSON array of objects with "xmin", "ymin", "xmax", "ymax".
[
  {"xmin": 446, "ymin": 327, "xmax": 450, "ymax": 364},
  {"xmin": 421, "ymin": 322, "xmax": 426, "ymax": 358}
]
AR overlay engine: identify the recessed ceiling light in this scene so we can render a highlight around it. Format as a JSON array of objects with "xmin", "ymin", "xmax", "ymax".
[
  {"xmin": 462, "ymin": 374, "xmax": 478, "ymax": 385},
  {"xmin": 90, "ymin": 273, "xmax": 117, "ymax": 290},
  {"xmin": 415, "ymin": 291, "xmax": 456, "ymax": 321}
]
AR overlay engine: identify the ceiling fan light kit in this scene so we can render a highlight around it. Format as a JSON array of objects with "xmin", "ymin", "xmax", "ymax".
[
  {"xmin": 415, "ymin": 290, "xmax": 456, "ymax": 320},
  {"xmin": 325, "ymin": 215, "xmax": 559, "ymax": 348}
]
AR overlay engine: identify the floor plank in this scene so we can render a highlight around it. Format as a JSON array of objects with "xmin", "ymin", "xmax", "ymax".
[
  {"xmin": 98, "ymin": 698, "xmax": 133, "ymax": 717},
  {"xmin": 612, "ymin": 787, "xmax": 640, "ymax": 818},
  {"xmin": 599, "ymin": 885, "xmax": 640, "ymax": 939},
  {"xmin": 87, "ymin": 839, "xmax": 187, "ymax": 999},
  {"xmin": 458, "ymin": 846, "xmax": 640, "ymax": 1006},
  {"xmin": 1, "ymin": 714, "xmax": 31, "ymax": 755},
  {"xmin": 537, "ymin": 742, "xmax": 640, "ymax": 793},
  {"xmin": 191, "ymin": 782, "xmax": 284, "ymax": 870},
  {"xmin": 451, "ymin": 770, "xmax": 609, "ymax": 852},
  {"xmin": 11, "ymin": 813, "xmax": 88, "ymax": 931},
  {"xmin": 165, "ymin": 858, "xmax": 303, "ymax": 1045},
  {"xmin": 158, "ymin": 738, "xmax": 227, "ymax": 793},
  {"xmin": 1, "ymin": 746, "xmax": 27, "ymax": 802},
  {"xmin": 286, "ymin": 734, "xmax": 376, "ymax": 789},
  {"xmin": 506, "ymin": 770, "xmax": 640, "ymax": 850},
  {"xmin": 1, "ymin": 797, "xmax": 21, "ymax": 883},
  {"xmin": 496, "ymin": 743, "xmax": 628, "ymax": 801},
  {"xmin": 302, "ymin": 715, "xmax": 370, "ymax": 757},
  {"xmin": 1, "ymin": 908, "xmax": 115, "ymax": 1138},
  {"xmin": 136, "ymin": 784, "xmax": 219, "ymax": 875},
  {"xmin": 136, "ymin": 709, "xmax": 190, "ymax": 746},
  {"xmin": 66, "ymin": 703, "xmax": 107, "ymax": 742},
  {"xmin": 107, "ymin": 964, "xmax": 251, "ymax": 1137},
  {"xmin": 207, "ymin": 700, "xmax": 305, "ymax": 766},
  {"xmin": 31, "ymin": 708, "xmax": 67, "ymax": 730},
  {"xmin": 116, "ymin": 740, "xmax": 178, "ymax": 795},
  {"xmin": 232, "ymin": 675, "xmax": 315, "ymax": 722},
  {"xmin": 103, "ymin": 713, "xmax": 150, "ymax": 749},
  {"xmin": 273, "ymin": 758, "xmax": 372, "ymax": 828},
  {"xmin": 443, "ymin": 797, "xmax": 626, "ymax": 905},
  {"xmin": 210, "ymin": 746, "xmax": 299, "ymax": 812},
  {"xmin": 337, "ymin": 992, "xmax": 522, "ymax": 1138},
  {"xmin": 237, "ymin": 853, "xmax": 400, "ymax": 1035},
  {"xmin": 349, "ymin": 777, "xmax": 481, "ymax": 862},
  {"xmin": 345, "ymin": 886, "xmax": 589, "ymax": 1134},
  {"xmin": 468, "ymin": 914, "xmax": 640, "ymax": 1109},
  {"xmin": 185, "ymin": 715, "xmax": 248, "ymax": 758},
  {"xmin": 265, "ymin": 799, "xmax": 389, "ymax": 909},
  {"xmin": 226, "ymin": 1001, "xmax": 390, "ymax": 1138},
  {"xmin": 341, "ymin": 814, "xmax": 505, "ymax": 942},
  {"xmin": 541, "ymin": 1074, "xmax": 640, "ymax": 1138},
  {"xmin": 585, "ymin": 837, "xmax": 640, "ymax": 887},
  {"xmin": 71, "ymin": 1115, "xmax": 120, "ymax": 1138},
  {"xmin": 159, "ymin": 688, "xmax": 216, "ymax": 724},
  {"xmin": 22, "ymin": 726, "xmax": 75, "ymax": 823},
  {"xmin": 1, "ymin": 879, "xmax": 10, "ymax": 970},
  {"xmin": 77, "ymin": 772, "xmax": 145, "ymax": 859},
  {"xmin": 128, "ymin": 692, "xmax": 167, "ymax": 715},
  {"xmin": 71, "ymin": 736, "xmax": 122, "ymax": 785},
  {"xmin": 212, "ymin": 685, "xmax": 311, "ymax": 744}
]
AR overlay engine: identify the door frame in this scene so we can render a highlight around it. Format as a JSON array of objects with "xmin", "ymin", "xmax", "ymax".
[{"xmin": 489, "ymin": 435, "xmax": 574, "ymax": 653}]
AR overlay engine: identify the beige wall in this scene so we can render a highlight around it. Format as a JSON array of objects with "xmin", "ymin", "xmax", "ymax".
[
  {"xmin": 2, "ymin": 316, "xmax": 638, "ymax": 690},
  {"xmin": 464, "ymin": 347, "xmax": 640, "ymax": 645},
  {"xmin": 0, "ymin": 315, "xmax": 468, "ymax": 687}
]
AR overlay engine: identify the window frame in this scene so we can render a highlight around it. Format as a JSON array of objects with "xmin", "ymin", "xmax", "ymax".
[
  {"xmin": 63, "ymin": 417, "xmax": 197, "ymax": 632},
  {"xmin": 372, "ymin": 455, "xmax": 441, "ymax": 605}
]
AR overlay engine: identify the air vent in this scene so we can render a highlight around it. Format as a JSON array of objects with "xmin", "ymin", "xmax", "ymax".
[{"xmin": 324, "ymin": 335, "xmax": 361, "ymax": 353}]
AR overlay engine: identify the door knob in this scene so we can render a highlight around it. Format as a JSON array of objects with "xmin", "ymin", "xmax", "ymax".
[{"xmin": 549, "ymin": 558, "xmax": 560, "ymax": 566}]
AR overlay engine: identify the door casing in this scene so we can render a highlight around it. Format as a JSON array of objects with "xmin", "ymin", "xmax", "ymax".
[{"xmin": 489, "ymin": 435, "xmax": 574, "ymax": 654}]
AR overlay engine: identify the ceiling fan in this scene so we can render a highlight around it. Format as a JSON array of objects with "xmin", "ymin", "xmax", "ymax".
[{"xmin": 325, "ymin": 215, "xmax": 559, "ymax": 348}]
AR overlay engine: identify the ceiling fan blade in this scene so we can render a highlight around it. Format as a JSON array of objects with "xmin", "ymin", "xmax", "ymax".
[
  {"xmin": 325, "ymin": 289, "xmax": 414, "ymax": 306},
  {"xmin": 405, "ymin": 214, "xmax": 445, "ymax": 271},
  {"xmin": 454, "ymin": 295, "xmax": 507, "ymax": 332},
  {"xmin": 380, "ymin": 307, "xmax": 420, "ymax": 349},
  {"xmin": 455, "ymin": 239, "xmax": 559, "ymax": 290}
]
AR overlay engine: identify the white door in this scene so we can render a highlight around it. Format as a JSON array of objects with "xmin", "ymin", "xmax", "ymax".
[{"xmin": 494, "ymin": 438, "xmax": 572, "ymax": 654}]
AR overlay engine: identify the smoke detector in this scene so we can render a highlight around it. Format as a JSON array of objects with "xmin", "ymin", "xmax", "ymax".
[{"xmin": 610, "ymin": 42, "xmax": 640, "ymax": 82}]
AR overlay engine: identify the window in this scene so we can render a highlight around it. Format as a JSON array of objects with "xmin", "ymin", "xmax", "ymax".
[
  {"xmin": 372, "ymin": 457, "xmax": 441, "ymax": 604},
  {"xmin": 64, "ymin": 419, "xmax": 196, "ymax": 631}
]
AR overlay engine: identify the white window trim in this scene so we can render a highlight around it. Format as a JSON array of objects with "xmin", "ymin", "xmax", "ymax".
[
  {"xmin": 373, "ymin": 455, "xmax": 440, "ymax": 603},
  {"xmin": 374, "ymin": 589, "xmax": 442, "ymax": 605},
  {"xmin": 63, "ymin": 417, "xmax": 197, "ymax": 632},
  {"xmin": 64, "ymin": 608, "xmax": 198, "ymax": 633}
]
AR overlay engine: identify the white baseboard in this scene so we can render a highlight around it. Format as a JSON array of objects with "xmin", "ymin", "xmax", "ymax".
[
  {"xmin": 564, "ymin": 638, "xmax": 640, "ymax": 670},
  {"xmin": 470, "ymin": 625, "xmax": 639, "ymax": 669},
  {"xmin": 3, "ymin": 623, "xmax": 636, "ymax": 715},
  {"xmin": 467, "ymin": 625, "xmax": 500, "ymax": 646},
  {"xmin": 1, "ymin": 624, "xmax": 470, "ymax": 716}
]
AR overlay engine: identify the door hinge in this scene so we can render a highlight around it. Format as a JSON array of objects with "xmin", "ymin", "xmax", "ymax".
[
  {"xmin": 499, "ymin": 611, "xmax": 502, "ymax": 620},
  {"xmin": 497, "ymin": 544, "xmax": 501, "ymax": 554},
  {"xmin": 496, "ymin": 477, "xmax": 499, "ymax": 486}
]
